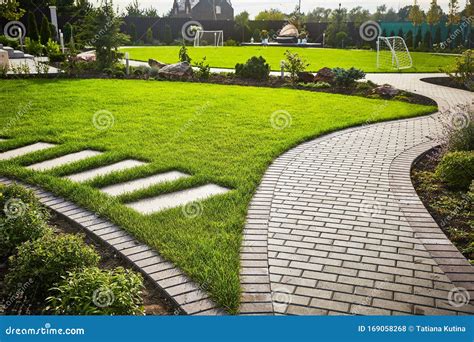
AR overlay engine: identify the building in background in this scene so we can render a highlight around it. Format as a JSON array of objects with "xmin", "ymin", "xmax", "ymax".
[{"xmin": 171, "ymin": 0, "xmax": 234, "ymax": 20}]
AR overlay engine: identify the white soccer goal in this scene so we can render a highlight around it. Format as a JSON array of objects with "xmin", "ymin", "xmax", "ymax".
[
  {"xmin": 194, "ymin": 30, "xmax": 224, "ymax": 47},
  {"xmin": 377, "ymin": 36, "xmax": 413, "ymax": 70}
]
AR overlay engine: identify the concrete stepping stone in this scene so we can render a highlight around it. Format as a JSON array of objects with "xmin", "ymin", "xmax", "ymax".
[
  {"xmin": 100, "ymin": 171, "xmax": 190, "ymax": 197},
  {"xmin": 64, "ymin": 159, "xmax": 146, "ymax": 183},
  {"xmin": 0, "ymin": 142, "xmax": 56, "ymax": 161},
  {"xmin": 126, "ymin": 184, "xmax": 230, "ymax": 215},
  {"xmin": 27, "ymin": 150, "xmax": 102, "ymax": 171}
]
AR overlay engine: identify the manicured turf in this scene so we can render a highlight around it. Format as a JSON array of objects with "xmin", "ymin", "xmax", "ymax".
[
  {"xmin": 120, "ymin": 46, "xmax": 456, "ymax": 73},
  {"xmin": 0, "ymin": 79, "xmax": 436, "ymax": 312}
]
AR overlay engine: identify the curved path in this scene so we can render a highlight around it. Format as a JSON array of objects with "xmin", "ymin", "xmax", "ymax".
[{"xmin": 240, "ymin": 74, "xmax": 474, "ymax": 315}]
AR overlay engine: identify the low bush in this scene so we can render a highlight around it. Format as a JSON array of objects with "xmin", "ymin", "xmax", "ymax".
[
  {"xmin": 194, "ymin": 57, "xmax": 211, "ymax": 80},
  {"xmin": 298, "ymin": 82, "xmax": 331, "ymax": 89},
  {"xmin": 0, "ymin": 184, "xmax": 50, "ymax": 258},
  {"xmin": 442, "ymin": 107, "xmax": 474, "ymax": 152},
  {"xmin": 179, "ymin": 44, "xmax": 191, "ymax": 63},
  {"xmin": 445, "ymin": 49, "xmax": 473, "ymax": 91},
  {"xmin": 5, "ymin": 233, "xmax": 100, "ymax": 308},
  {"xmin": 47, "ymin": 267, "xmax": 144, "ymax": 315},
  {"xmin": 332, "ymin": 67, "xmax": 366, "ymax": 87},
  {"xmin": 224, "ymin": 39, "xmax": 237, "ymax": 46},
  {"xmin": 435, "ymin": 151, "xmax": 474, "ymax": 190},
  {"xmin": 0, "ymin": 35, "xmax": 19, "ymax": 49},
  {"xmin": 235, "ymin": 56, "xmax": 270, "ymax": 80},
  {"xmin": 282, "ymin": 50, "xmax": 309, "ymax": 83},
  {"xmin": 24, "ymin": 38, "xmax": 44, "ymax": 56}
]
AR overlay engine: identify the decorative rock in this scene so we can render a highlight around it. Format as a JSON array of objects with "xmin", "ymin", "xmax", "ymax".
[
  {"xmin": 372, "ymin": 84, "xmax": 400, "ymax": 98},
  {"xmin": 158, "ymin": 62, "xmax": 193, "ymax": 78},
  {"xmin": 148, "ymin": 59, "xmax": 167, "ymax": 69},
  {"xmin": 297, "ymin": 72, "xmax": 315, "ymax": 83},
  {"xmin": 314, "ymin": 67, "xmax": 335, "ymax": 84}
]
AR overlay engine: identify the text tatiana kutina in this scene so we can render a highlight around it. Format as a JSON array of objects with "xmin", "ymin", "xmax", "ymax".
[{"xmin": 416, "ymin": 325, "xmax": 466, "ymax": 333}]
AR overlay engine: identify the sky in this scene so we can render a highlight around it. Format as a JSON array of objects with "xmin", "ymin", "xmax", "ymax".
[{"xmin": 101, "ymin": 0, "xmax": 455, "ymax": 17}]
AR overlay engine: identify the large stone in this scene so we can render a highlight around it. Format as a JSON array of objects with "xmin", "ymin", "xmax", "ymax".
[
  {"xmin": 148, "ymin": 59, "xmax": 167, "ymax": 69},
  {"xmin": 314, "ymin": 67, "xmax": 335, "ymax": 84},
  {"xmin": 372, "ymin": 84, "xmax": 400, "ymax": 98},
  {"xmin": 27, "ymin": 150, "xmax": 102, "ymax": 171},
  {"xmin": 64, "ymin": 160, "xmax": 146, "ymax": 183},
  {"xmin": 0, "ymin": 142, "xmax": 56, "ymax": 161},
  {"xmin": 297, "ymin": 72, "xmax": 315, "ymax": 83},
  {"xmin": 158, "ymin": 62, "xmax": 193, "ymax": 78}
]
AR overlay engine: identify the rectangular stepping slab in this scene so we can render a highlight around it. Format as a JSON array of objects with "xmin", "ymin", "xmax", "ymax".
[
  {"xmin": 0, "ymin": 142, "xmax": 56, "ymax": 161},
  {"xmin": 64, "ymin": 159, "xmax": 146, "ymax": 183},
  {"xmin": 126, "ymin": 184, "xmax": 230, "ymax": 215},
  {"xmin": 27, "ymin": 150, "xmax": 102, "ymax": 171},
  {"xmin": 100, "ymin": 171, "xmax": 190, "ymax": 197}
]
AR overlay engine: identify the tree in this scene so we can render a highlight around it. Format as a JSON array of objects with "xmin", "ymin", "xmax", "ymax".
[
  {"xmin": 255, "ymin": 8, "xmax": 285, "ymax": 21},
  {"xmin": 84, "ymin": 0, "xmax": 129, "ymax": 69},
  {"xmin": 348, "ymin": 6, "xmax": 371, "ymax": 47},
  {"xmin": 305, "ymin": 7, "xmax": 332, "ymax": 22},
  {"xmin": 27, "ymin": 11, "xmax": 39, "ymax": 41},
  {"xmin": 40, "ymin": 15, "xmax": 52, "ymax": 45},
  {"xmin": 146, "ymin": 27, "xmax": 153, "ymax": 44},
  {"xmin": 129, "ymin": 23, "xmax": 137, "ymax": 43},
  {"xmin": 398, "ymin": 5, "xmax": 413, "ymax": 21},
  {"xmin": 125, "ymin": 0, "xmax": 143, "ymax": 16},
  {"xmin": 409, "ymin": 1, "xmax": 425, "ymax": 49},
  {"xmin": 164, "ymin": 24, "xmax": 172, "ymax": 44},
  {"xmin": 373, "ymin": 5, "xmax": 387, "ymax": 21},
  {"xmin": 144, "ymin": 7, "xmax": 158, "ymax": 17},
  {"xmin": 325, "ymin": 4, "xmax": 349, "ymax": 47},
  {"xmin": 447, "ymin": 0, "xmax": 460, "ymax": 25},
  {"xmin": 426, "ymin": 0, "xmax": 442, "ymax": 48},
  {"xmin": 235, "ymin": 11, "xmax": 250, "ymax": 42},
  {"xmin": 0, "ymin": 0, "xmax": 25, "ymax": 20},
  {"xmin": 384, "ymin": 8, "xmax": 399, "ymax": 21}
]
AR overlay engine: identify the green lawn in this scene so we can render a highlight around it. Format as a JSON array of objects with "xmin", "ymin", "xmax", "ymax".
[
  {"xmin": 120, "ymin": 46, "xmax": 455, "ymax": 73},
  {"xmin": 0, "ymin": 79, "xmax": 436, "ymax": 312}
]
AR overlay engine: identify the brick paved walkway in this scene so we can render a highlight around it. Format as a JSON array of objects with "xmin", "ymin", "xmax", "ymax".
[{"xmin": 240, "ymin": 74, "xmax": 474, "ymax": 315}]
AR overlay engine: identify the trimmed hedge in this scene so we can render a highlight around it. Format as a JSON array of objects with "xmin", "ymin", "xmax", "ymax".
[{"xmin": 436, "ymin": 151, "xmax": 474, "ymax": 190}]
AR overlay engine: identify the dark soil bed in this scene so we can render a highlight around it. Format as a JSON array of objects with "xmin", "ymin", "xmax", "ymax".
[
  {"xmin": 0, "ymin": 212, "xmax": 174, "ymax": 315},
  {"xmin": 411, "ymin": 147, "xmax": 473, "ymax": 263},
  {"xmin": 421, "ymin": 77, "xmax": 471, "ymax": 91}
]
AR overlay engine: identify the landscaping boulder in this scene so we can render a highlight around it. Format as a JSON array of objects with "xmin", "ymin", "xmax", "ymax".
[
  {"xmin": 148, "ymin": 58, "xmax": 166, "ymax": 69},
  {"xmin": 297, "ymin": 72, "xmax": 315, "ymax": 83},
  {"xmin": 372, "ymin": 84, "xmax": 400, "ymax": 98},
  {"xmin": 158, "ymin": 61, "xmax": 193, "ymax": 78},
  {"xmin": 314, "ymin": 67, "xmax": 335, "ymax": 83}
]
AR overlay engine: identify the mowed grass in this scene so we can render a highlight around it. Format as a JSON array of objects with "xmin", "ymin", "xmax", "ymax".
[
  {"xmin": 0, "ymin": 79, "xmax": 437, "ymax": 312},
  {"xmin": 120, "ymin": 46, "xmax": 455, "ymax": 73}
]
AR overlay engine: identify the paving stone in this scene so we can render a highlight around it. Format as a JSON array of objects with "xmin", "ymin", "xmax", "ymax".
[
  {"xmin": 27, "ymin": 150, "xmax": 102, "ymax": 171},
  {"xmin": 100, "ymin": 171, "xmax": 190, "ymax": 196},
  {"xmin": 65, "ymin": 159, "xmax": 146, "ymax": 182},
  {"xmin": 127, "ymin": 183, "xmax": 230, "ymax": 214},
  {"xmin": 0, "ymin": 142, "xmax": 56, "ymax": 161}
]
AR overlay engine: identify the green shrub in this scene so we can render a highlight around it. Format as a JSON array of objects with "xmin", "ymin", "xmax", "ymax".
[
  {"xmin": 178, "ymin": 43, "xmax": 191, "ymax": 63},
  {"xmin": 0, "ymin": 184, "xmax": 50, "ymax": 258},
  {"xmin": 442, "ymin": 107, "xmax": 474, "ymax": 152},
  {"xmin": 436, "ymin": 151, "xmax": 474, "ymax": 190},
  {"xmin": 0, "ymin": 35, "xmax": 19, "ymax": 49},
  {"xmin": 224, "ymin": 39, "xmax": 237, "ymax": 46},
  {"xmin": 24, "ymin": 37, "xmax": 44, "ymax": 56},
  {"xmin": 5, "ymin": 233, "xmax": 100, "ymax": 307},
  {"xmin": 332, "ymin": 67, "xmax": 366, "ymax": 87},
  {"xmin": 47, "ymin": 267, "xmax": 144, "ymax": 315},
  {"xmin": 235, "ymin": 56, "xmax": 270, "ymax": 80},
  {"xmin": 194, "ymin": 57, "xmax": 210, "ymax": 80},
  {"xmin": 445, "ymin": 49, "xmax": 473, "ymax": 91},
  {"xmin": 298, "ymin": 81, "xmax": 331, "ymax": 89},
  {"xmin": 282, "ymin": 50, "xmax": 309, "ymax": 83}
]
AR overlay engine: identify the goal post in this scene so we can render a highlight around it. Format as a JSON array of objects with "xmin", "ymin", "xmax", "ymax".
[
  {"xmin": 194, "ymin": 30, "xmax": 224, "ymax": 47},
  {"xmin": 377, "ymin": 36, "xmax": 413, "ymax": 70}
]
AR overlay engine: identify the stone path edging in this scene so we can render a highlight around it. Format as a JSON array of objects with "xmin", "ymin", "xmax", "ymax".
[{"xmin": 0, "ymin": 177, "xmax": 224, "ymax": 316}]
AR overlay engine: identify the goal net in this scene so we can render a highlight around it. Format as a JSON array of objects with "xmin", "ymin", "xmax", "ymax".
[
  {"xmin": 377, "ymin": 36, "xmax": 413, "ymax": 70},
  {"xmin": 194, "ymin": 30, "xmax": 224, "ymax": 47}
]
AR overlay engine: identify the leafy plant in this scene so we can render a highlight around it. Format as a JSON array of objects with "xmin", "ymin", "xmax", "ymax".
[
  {"xmin": 24, "ymin": 37, "xmax": 44, "ymax": 56},
  {"xmin": 0, "ymin": 63, "xmax": 8, "ymax": 78},
  {"xmin": 47, "ymin": 267, "xmax": 144, "ymax": 315},
  {"xmin": 0, "ymin": 184, "xmax": 50, "ymax": 258},
  {"xmin": 178, "ymin": 43, "xmax": 191, "ymax": 63},
  {"xmin": 194, "ymin": 57, "xmax": 210, "ymax": 80},
  {"xmin": 435, "ymin": 151, "xmax": 474, "ymax": 190},
  {"xmin": 332, "ymin": 67, "xmax": 366, "ymax": 87},
  {"xmin": 298, "ymin": 81, "xmax": 331, "ymax": 89},
  {"xmin": 445, "ymin": 49, "xmax": 473, "ymax": 91},
  {"xmin": 5, "ymin": 233, "xmax": 100, "ymax": 309},
  {"xmin": 39, "ymin": 14, "xmax": 52, "ymax": 45},
  {"xmin": 439, "ymin": 104, "xmax": 474, "ymax": 152},
  {"xmin": 0, "ymin": 35, "xmax": 19, "ymax": 49},
  {"xmin": 235, "ymin": 56, "xmax": 270, "ymax": 80},
  {"xmin": 282, "ymin": 50, "xmax": 309, "ymax": 84}
]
